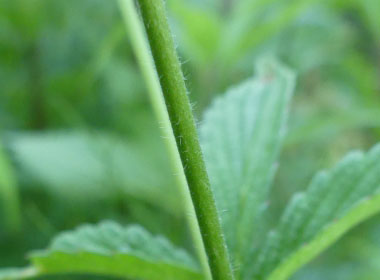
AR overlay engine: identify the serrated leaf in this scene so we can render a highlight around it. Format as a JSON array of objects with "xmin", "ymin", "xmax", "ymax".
[
  {"xmin": 199, "ymin": 59, "xmax": 295, "ymax": 272},
  {"xmin": 27, "ymin": 221, "xmax": 202, "ymax": 280},
  {"xmin": 245, "ymin": 144, "xmax": 380, "ymax": 280}
]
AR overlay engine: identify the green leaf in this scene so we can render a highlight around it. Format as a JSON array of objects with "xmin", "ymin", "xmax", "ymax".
[
  {"xmin": 7, "ymin": 131, "xmax": 180, "ymax": 215},
  {"xmin": 286, "ymin": 107, "xmax": 380, "ymax": 147},
  {"xmin": 199, "ymin": 59, "xmax": 296, "ymax": 273},
  {"xmin": 168, "ymin": 0, "xmax": 222, "ymax": 65},
  {"xmin": 221, "ymin": 0, "xmax": 318, "ymax": 65},
  {"xmin": 0, "ymin": 268, "xmax": 36, "ymax": 280},
  {"xmin": 359, "ymin": 0, "xmax": 380, "ymax": 40},
  {"xmin": 27, "ymin": 221, "xmax": 202, "ymax": 280},
  {"xmin": 245, "ymin": 144, "xmax": 380, "ymax": 280}
]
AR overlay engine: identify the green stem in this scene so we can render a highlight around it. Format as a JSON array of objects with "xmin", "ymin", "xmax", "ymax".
[
  {"xmin": 118, "ymin": 0, "xmax": 211, "ymax": 278},
  {"xmin": 0, "ymin": 143, "xmax": 21, "ymax": 233},
  {"xmin": 127, "ymin": 1, "xmax": 235, "ymax": 279}
]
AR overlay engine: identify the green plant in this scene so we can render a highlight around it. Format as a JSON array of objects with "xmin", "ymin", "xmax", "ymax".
[
  {"xmin": 1, "ymin": 1, "xmax": 380, "ymax": 280},
  {"xmin": 0, "ymin": 142, "xmax": 21, "ymax": 233}
]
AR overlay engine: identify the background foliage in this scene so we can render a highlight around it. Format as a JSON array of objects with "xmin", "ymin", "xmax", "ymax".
[{"xmin": 0, "ymin": 0, "xmax": 379, "ymax": 279}]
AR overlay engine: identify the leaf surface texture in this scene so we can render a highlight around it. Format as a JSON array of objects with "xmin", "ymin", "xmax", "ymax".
[
  {"xmin": 200, "ymin": 59, "xmax": 295, "ymax": 272},
  {"xmin": 29, "ymin": 221, "xmax": 202, "ymax": 280},
  {"xmin": 245, "ymin": 144, "xmax": 380, "ymax": 280}
]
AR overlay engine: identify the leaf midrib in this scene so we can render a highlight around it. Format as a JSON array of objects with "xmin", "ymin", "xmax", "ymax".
[{"xmin": 267, "ymin": 191, "xmax": 380, "ymax": 280}]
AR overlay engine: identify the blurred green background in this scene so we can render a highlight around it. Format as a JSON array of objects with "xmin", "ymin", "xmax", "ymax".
[{"xmin": 0, "ymin": 0, "xmax": 379, "ymax": 279}]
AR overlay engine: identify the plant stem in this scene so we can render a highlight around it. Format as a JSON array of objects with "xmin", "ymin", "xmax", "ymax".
[
  {"xmin": 118, "ymin": 0, "xmax": 211, "ymax": 278},
  {"xmin": 132, "ymin": 1, "xmax": 235, "ymax": 279},
  {"xmin": 28, "ymin": 44, "xmax": 45, "ymax": 130},
  {"xmin": 0, "ymin": 143, "xmax": 21, "ymax": 233}
]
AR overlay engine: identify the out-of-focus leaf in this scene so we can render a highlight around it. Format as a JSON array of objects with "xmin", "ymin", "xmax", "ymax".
[
  {"xmin": 168, "ymin": 0, "xmax": 222, "ymax": 65},
  {"xmin": 221, "ymin": 0, "xmax": 318, "ymax": 65},
  {"xmin": 286, "ymin": 107, "xmax": 380, "ymax": 147},
  {"xmin": 340, "ymin": 52, "xmax": 379, "ymax": 104},
  {"xmin": 200, "ymin": 59, "xmax": 295, "ymax": 273},
  {"xmin": 7, "ymin": 131, "xmax": 180, "ymax": 215},
  {"xmin": 359, "ymin": 0, "xmax": 380, "ymax": 40},
  {"xmin": 0, "ymin": 267, "xmax": 36, "ymax": 280},
  {"xmin": 277, "ymin": 7, "xmax": 351, "ymax": 73}
]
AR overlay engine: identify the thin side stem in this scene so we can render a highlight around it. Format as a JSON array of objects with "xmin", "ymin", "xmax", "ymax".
[
  {"xmin": 0, "ymin": 143, "xmax": 21, "ymax": 233},
  {"xmin": 133, "ymin": 1, "xmax": 235, "ymax": 279},
  {"xmin": 118, "ymin": 0, "xmax": 211, "ymax": 278}
]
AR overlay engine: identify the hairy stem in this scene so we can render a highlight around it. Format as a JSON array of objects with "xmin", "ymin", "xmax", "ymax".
[
  {"xmin": 132, "ymin": 1, "xmax": 235, "ymax": 279},
  {"xmin": 118, "ymin": 0, "xmax": 211, "ymax": 278}
]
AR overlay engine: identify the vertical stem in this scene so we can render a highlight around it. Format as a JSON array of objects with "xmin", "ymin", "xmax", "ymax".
[
  {"xmin": 28, "ymin": 44, "xmax": 45, "ymax": 130},
  {"xmin": 132, "ymin": 1, "xmax": 235, "ymax": 279},
  {"xmin": 0, "ymin": 143, "xmax": 21, "ymax": 233},
  {"xmin": 118, "ymin": 0, "xmax": 211, "ymax": 278}
]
